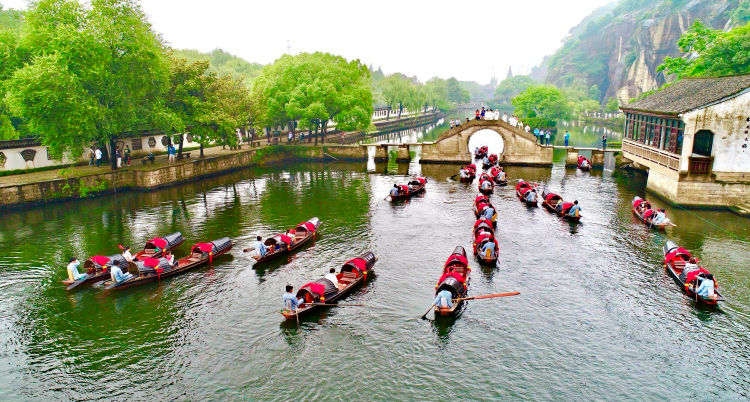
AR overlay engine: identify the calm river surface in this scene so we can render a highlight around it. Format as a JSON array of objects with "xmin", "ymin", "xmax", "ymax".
[{"xmin": 0, "ymin": 157, "xmax": 749, "ymax": 400}]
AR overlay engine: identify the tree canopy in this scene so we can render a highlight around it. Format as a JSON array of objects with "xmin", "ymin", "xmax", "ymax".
[
  {"xmin": 494, "ymin": 75, "xmax": 536, "ymax": 104},
  {"xmin": 511, "ymin": 85, "xmax": 572, "ymax": 127}
]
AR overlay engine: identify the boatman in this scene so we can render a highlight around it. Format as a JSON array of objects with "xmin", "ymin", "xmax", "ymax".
[
  {"xmin": 696, "ymin": 273, "xmax": 716, "ymax": 299},
  {"xmin": 433, "ymin": 289, "xmax": 453, "ymax": 309},
  {"xmin": 67, "ymin": 257, "xmax": 88, "ymax": 282},
  {"xmin": 580, "ymin": 158, "xmax": 590, "ymax": 169},
  {"xmin": 652, "ymin": 208, "xmax": 667, "ymax": 225},
  {"xmin": 526, "ymin": 188, "xmax": 538, "ymax": 203},
  {"xmin": 110, "ymin": 263, "xmax": 133, "ymax": 284},
  {"xmin": 568, "ymin": 200, "xmax": 581, "ymax": 217},
  {"xmin": 325, "ymin": 268, "xmax": 340, "ymax": 288},
  {"xmin": 480, "ymin": 238, "xmax": 496, "ymax": 259},
  {"xmin": 283, "ymin": 285, "xmax": 305, "ymax": 311},
  {"xmin": 253, "ymin": 236, "xmax": 267, "ymax": 257},
  {"xmin": 390, "ymin": 184, "xmax": 400, "ymax": 196},
  {"xmin": 481, "ymin": 204, "xmax": 496, "ymax": 221}
]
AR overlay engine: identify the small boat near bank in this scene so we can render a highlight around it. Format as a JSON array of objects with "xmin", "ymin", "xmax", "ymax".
[
  {"xmin": 64, "ymin": 232, "xmax": 184, "ymax": 290},
  {"xmin": 577, "ymin": 155, "xmax": 591, "ymax": 171},
  {"xmin": 387, "ymin": 177, "xmax": 426, "ymax": 201},
  {"xmin": 662, "ymin": 241, "xmax": 723, "ymax": 305},
  {"xmin": 632, "ymin": 196, "xmax": 671, "ymax": 230},
  {"xmin": 281, "ymin": 252, "xmax": 377, "ymax": 320},
  {"xmin": 458, "ymin": 164, "xmax": 477, "ymax": 182},
  {"xmin": 249, "ymin": 218, "xmax": 321, "ymax": 263},
  {"xmin": 104, "ymin": 237, "xmax": 233, "ymax": 290}
]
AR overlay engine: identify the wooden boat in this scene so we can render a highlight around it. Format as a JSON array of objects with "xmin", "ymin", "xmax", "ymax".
[
  {"xmin": 541, "ymin": 190, "xmax": 582, "ymax": 222},
  {"xmin": 632, "ymin": 196, "xmax": 669, "ymax": 230},
  {"xmin": 473, "ymin": 199, "xmax": 497, "ymax": 226},
  {"xmin": 459, "ymin": 164, "xmax": 477, "ymax": 182},
  {"xmin": 104, "ymin": 237, "xmax": 233, "ymax": 290},
  {"xmin": 662, "ymin": 241, "xmax": 723, "ymax": 305},
  {"xmin": 63, "ymin": 232, "xmax": 184, "ymax": 290},
  {"xmin": 388, "ymin": 177, "xmax": 426, "ymax": 201},
  {"xmin": 473, "ymin": 228, "xmax": 498, "ymax": 266},
  {"xmin": 489, "ymin": 166, "xmax": 508, "ymax": 186},
  {"xmin": 478, "ymin": 174, "xmax": 494, "ymax": 195},
  {"xmin": 515, "ymin": 180, "xmax": 538, "ymax": 206},
  {"xmin": 281, "ymin": 251, "xmax": 377, "ymax": 320},
  {"xmin": 577, "ymin": 156, "xmax": 591, "ymax": 171},
  {"xmin": 474, "ymin": 146, "xmax": 488, "ymax": 160},
  {"xmin": 252, "ymin": 218, "xmax": 321, "ymax": 263},
  {"xmin": 434, "ymin": 246, "xmax": 471, "ymax": 316}
]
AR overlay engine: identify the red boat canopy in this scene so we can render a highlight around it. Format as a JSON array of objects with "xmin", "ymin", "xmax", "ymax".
[
  {"xmin": 150, "ymin": 237, "xmax": 167, "ymax": 249},
  {"xmin": 475, "ymin": 232, "xmax": 493, "ymax": 244},
  {"xmin": 466, "ymin": 164, "xmax": 476, "ymax": 171},
  {"xmin": 296, "ymin": 221, "xmax": 317, "ymax": 233},
  {"xmin": 300, "ymin": 282, "xmax": 326, "ymax": 296},
  {"xmin": 438, "ymin": 271, "xmax": 466, "ymax": 285},
  {"xmin": 90, "ymin": 256, "xmax": 110, "ymax": 266},
  {"xmin": 516, "ymin": 181, "xmax": 530, "ymax": 191},
  {"xmin": 474, "ymin": 195, "xmax": 488, "ymax": 204},
  {"xmin": 444, "ymin": 253, "xmax": 468, "ymax": 268},
  {"xmin": 343, "ymin": 257, "xmax": 367, "ymax": 273},
  {"xmin": 279, "ymin": 235, "xmax": 293, "ymax": 245},
  {"xmin": 561, "ymin": 202, "xmax": 574, "ymax": 212},
  {"xmin": 144, "ymin": 257, "xmax": 160, "ymax": 268},
  {"xmin": 192, "ymin": 243, "xmax": 214, "ymax": 253},
  {"xmin": 665, "ymin": 247, "xmax": 692, "ymax": 264},
  {"xmin": 398, "ymin": 184, "xmax": 409, "ymax": 194},
  {"xmin": 633, "ymin": 198, "xmax": 643, "ymax": 208},
  {"xmin": 685, "ymin": 268, "xmax": 711, "ymax": 284},
  {"xmin": 544, "ymin": 193, "xmax": 560, "ymax": 202},
  {"xmin": 474, "ymin": 218, "xmax": 493, "ymax": 229},
  {"xmin": 415, "ymin": 177, "xmax": 426, "ymax": 185}
]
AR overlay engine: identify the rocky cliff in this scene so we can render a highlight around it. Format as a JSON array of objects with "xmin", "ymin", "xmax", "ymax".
[{"xmin": 543, "ymin": 0, "xmax": 743, "ymax": 103}]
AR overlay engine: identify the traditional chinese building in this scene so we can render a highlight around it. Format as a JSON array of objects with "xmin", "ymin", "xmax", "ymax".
[{"xmin": 620, "ymin": 74, "xmax": 750, "ymax": 211}]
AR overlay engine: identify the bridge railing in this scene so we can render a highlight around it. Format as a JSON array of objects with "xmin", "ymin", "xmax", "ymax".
[{"xmin": 623, "ymin": 139, "xmax": 680, "ymax": 171}]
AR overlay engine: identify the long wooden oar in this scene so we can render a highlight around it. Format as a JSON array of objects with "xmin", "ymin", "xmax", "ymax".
[
  {"xmin": 453, "ymin": 291, "xmax": 520, "ymax": 302},
  {"xmin": 420, "ymin": 304, "xmax": 435, "ymax": 320},
  {"xmin": 310, "ymin": 303, "xmax": 365, "ymax": 307}
]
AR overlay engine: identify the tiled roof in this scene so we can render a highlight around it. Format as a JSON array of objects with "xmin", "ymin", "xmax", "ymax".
[{"xmin": 621, "ymin": 74, "xmax": 750, "ymax": 115}]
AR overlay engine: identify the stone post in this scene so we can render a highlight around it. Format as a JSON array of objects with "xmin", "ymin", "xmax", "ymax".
[
  {"xmin": 565, "ymin": 148, "xmax": 579, "ymax": 167},
  {"xmin": 396, "ymin": 145, "xmax": 410, "ymax": 162},
  {"xmin": 374, "ymin": 145, "xmax": 388, "ymax": 162},
  {"xmin": 591, "ymin": 150, "xmax": 605, "ymax": 167}
]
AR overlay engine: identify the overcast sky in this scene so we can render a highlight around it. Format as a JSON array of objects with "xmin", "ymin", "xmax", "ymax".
[{"xmin": 3, "ymin": 0, "xmax": 614, "ymax": 83}]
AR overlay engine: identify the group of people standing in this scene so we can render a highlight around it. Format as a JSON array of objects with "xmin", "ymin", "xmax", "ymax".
[{"xmin": 88, "ymin": 146, "xmax": 131, "ymax": 168}]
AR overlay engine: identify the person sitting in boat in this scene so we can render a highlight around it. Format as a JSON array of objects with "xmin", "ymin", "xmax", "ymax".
[
  {"xmin": 497, "ymin": 168, "xmax": 506, "ymax": 181},
  {"xmin": 568, "ymin": 200, "xmax": 581, "ymax": 217},
  {"xmin": 652, "ymin": 208, "xmax": 667, "ymax": 225},
  {"xmin": 283, "ymin": 285, "xmax": 305, "ymax": 311},
  {"xmin": 696, "ymin": 273, "xmax": 716, "ymax": 299},
  {"xmin": 66, "ymin": 257, "xmax": 88, "ymax": 282},
  {"xmin": 325, "ymin": 268, "xmax": 340, "ymax": 288},
  {"xmin": 164, "ymin": 252, "xmax": 178, "ymax": 268},
  {"xmin": 390, "ymin": 184, "xmax": 400, "ymax": 196},
  {"xmin": 580, "ymin": 158, "xmax": 589, "ymax": 168},
  {"xmin": 433, "ymin": 289, "xmax": 453, "ymax": 309},
  {"xmin": 459, "ymin": 169, "xmax": 470, "ymax": 179},
  {"xmin": 121, "ymin": 246, "xmax": 134, "ymax": 262},
  {"xmin": 480, "ymin": 179, "xmax": 493, "ymax": 191},
  {"xmin": 482, "ymin": 155, "xmax": 490, "ymax": 166},
  {"xmin": 643, "ymin": 208, "xmax": 655, "ymax": 223},
  {"xmin": 480, "ymin": 238, "xmax": 497, "ymax": 258},
  {"xmin": 254, "ymin": 236, "xmax": 268, "ymax": 257},
  {"xmin": 110, "ymin": 263, "xmax": 133, "ymax": 284},
  {"xmin": 481, "ymin": 205, "xmax": 496, "ymax": 221},
  {"xmin": 525, "ymin": 189, "xmax": 538, "ymax": 203},
  {"xmin": 683, "ymin": 257, "xmax": 699, "ymax": 273}
]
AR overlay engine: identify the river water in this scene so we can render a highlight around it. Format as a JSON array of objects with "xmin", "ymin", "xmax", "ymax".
[{"xmin": 0, "ymin": 156, "xmax": 749, "ymax": 400}]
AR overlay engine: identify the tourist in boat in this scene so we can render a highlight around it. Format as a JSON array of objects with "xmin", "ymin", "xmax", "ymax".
[
  {"xmin": 121, "ymin": 246, "xmax": 134, "ymax": 262},
  {"xmin": 696, "ymin": 273, "xmax": 715, "ymax": 298},
  {"xmin": 480, "ymin": 180, "xmax": 493, "ymax": 191},
  {"xmin": 164, "ymin": 252, "xmax": 178, "ymax": 268},
  {"xmin": 497, "ymin": 168, "xmax": 506, "ymax": 181},
  {"xmin": 481, "ymin": 205, "xmax": 496, "ymax": 221},
  {"xmin": 652, "ymin": 208, "xmax": 667, "ymax": 225},
  {"xmin": 433, "ymin": 288, "xmax": 453, "ymax": 309},
  {"xmin": 480, "ymin": 238, "xmax": 497, "ymax": 258},
  {"xmin": 482, "ymin": 155, "xmax": 490, "ymax": 166},
  {"xmin": 684, "ymin": 257, "xmax": 699, "ymax": 273},
  {"xmin": 325, "ymin": 268, "xmax": 340, "ymax": 287},
  {"xmin": 459, "ymin": 169, "xmax": 470, "ymax": 180},
  {"xmin": 568, "ymin": 200, "xmax": 581, "ymax": 217},
  {"xmin": 283, "ymin": 285, "xmax": 305, "ymax": 311},
  {"xmin": 525, "ymin": 189, "xmax": 538, "ymax": 203},
  {"xmin": 253, "ymin": 236, "xmax": 268, "ymax": 257},
  {"xmin": 110, "ymin": 263, "xmax": 133, "ymax": 284},
  {"xmin": 390, "ymin": 185, "xmax": 400, "ymax": 197},
  {"xmin": 580, "ymin": 158, "xmax": 590, "ymax": 169},
  {"xmin": 66, "ymin": 257, "xmax": 88, "ymax": 282}
]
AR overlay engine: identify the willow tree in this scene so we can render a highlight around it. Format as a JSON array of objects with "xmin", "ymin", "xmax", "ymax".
[
  {"xmin": 5, "ymin": 0, "xmax": 169, "ymax": 169},
  {"xmin": 381, "ymin": 73, "xmax": 412, "ymax": 120},
  {"xmin": 251, "ymin": 52, "xmax": 372, "ymax": 145}
]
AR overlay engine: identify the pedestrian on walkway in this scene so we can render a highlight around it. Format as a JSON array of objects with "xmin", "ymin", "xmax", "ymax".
[
  {"xmin": 115, "ymin": 146, "xmax": 122, "ymax": 168},
  {"xmin": 564, "ymin": 131, "xmax": 570, "ymax": 147},
  {"xmin": 124, "ymin": 145, "xmax": 131, "ymax": 166},
  {"xmin": 288, "ymin": 131, "xmax": 293, "ymax": 144},
  {"xmin": 88, "ymin": 149, "xmax": 95, "ymax": 166},
  {"xmin": 94, "ymin": 147, "xmax": 102, "ymax": 167},
  {"xmin": 168, "ymin": 143, "xmax": 176, "ymax": 163},
  {"xmin": 545, "ymin": 131, "xmax": 551, "ymax": 146},
  {"xmin": 602, "ymin": 134, "xmax": 607, "ymax": 150}
]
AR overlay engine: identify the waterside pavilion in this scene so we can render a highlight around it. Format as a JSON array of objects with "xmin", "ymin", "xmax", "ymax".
[{"xmin": 620, "ymin": 74, "xmax": 750, "ymax": 211}]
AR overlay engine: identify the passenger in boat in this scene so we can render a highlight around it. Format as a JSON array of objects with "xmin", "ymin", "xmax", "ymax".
[
  {"xmin": 481, "ymin": 205, "xmax": 496, "ymax": 221},
  {"xmin": 480, "ymin": 180, "xmax": 493, "ymax": 191},
  {"xmin": 110, "ymin": 263, "xmax": 133, "ymax": 284},
  {"xmin": 121, "ymin": 246, "xmax": 134, "ymax": 262},
  {"xmin": 66, "ymin": 257, "xmax": 88, "ymax": 281},
  {"xmin": 696, "ymin": 273, "xmax": 715, "ymax": 298},
  {"xmin": 390, "ymin": 185, "xmax": 400, "ymax": 196},
  {"xmin": 580, "ymin": 159, "xmax": 590, "ymax": 169},
  {"xmin": 643, "ymin": 209, "xmax": 654, "ymax": 223},
  {"xmin": 433, "ymin": 289, "xmax": 453, "ymax": 309},
  {"xmin": 480, "ymin": 238, "xmax": 496, "ymax": 258},
  {"xmin": 683, "ymin": 257, "xmax": 699, "ymax": 273},
  {"xmin": 325, "ymin": 268, "xmax": 340, "ymax": 288},
  {"xmin": 497, "ymin": 168, "xmax": 506, "ymax": 181},
  {"xmin": 525, "ymin": 189, "xmax": 538, "ymax": 203},
  {"xmin": 568, "ymin": 200, "xmax": 581, "ymax": 217},
  {"xmin": 254, "ymin": 236, "xmax": 268, "ymax": 257},
  {"xmin": 164, "ymin": 252, "xmax": 178, "ymax": 268},
  {"xmin": 283, "ymin": 285, "xmax": 305, "ymax": 311},
  {"xmin": 652, "ymin": 208, "xmax": 667, "ymax": 225},
  {"xmin": 459, "ymin": 169, "xmax": 469, "ymax": 179},
  {"xmin": 482, "ymin": 155, "xmax": 490, "ymax": 166}
]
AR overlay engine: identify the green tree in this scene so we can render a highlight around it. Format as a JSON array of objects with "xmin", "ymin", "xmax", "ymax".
[
  {"xmin": 425, "ymin": 77, "xmax": 451, "ymax": 111},
  {"xmin": 588, "ymin": 84, "xmax": 601, "ymax": 101},
  {"xmin": 494, "ymin": 75, "xmax": 535, "ymax": 104},
  {"xmin": 445, "ymin": 77, "xmax": 470, "ymax": 104},
  {"xmin": 381, "ymin": 73, "xmax": 412, "ymax": 120},
  {"xmin": 0, "ymin": 114, "xmax": 15, "ymax": 140},
  {"xmin": 5, "ymin": 0, "xmax": 169, "ymax": 169},
  {"xmin": 658, "ymin": 20, "xmax": 721, "ymax": 78},
  {"xmin": 511, "ymin": 85, "xmax": 572, "ymax": 127},
  {"xmin": 605, "ymin": 96, "xmax": 619, "ymax": 112}
]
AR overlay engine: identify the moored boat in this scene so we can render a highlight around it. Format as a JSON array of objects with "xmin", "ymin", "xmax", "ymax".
[
  {"xmin": 541, "ymin": 190, "xmax": 582, "ymax": 222},
  {"xmin": 252, "ymin": 218, "xmax": 321, "ymax": 263},
  {"xmin": 458, "ymin": 164, "xmax": 477, "ymax": 182},
  {"xmin": 434, "ymin": 246, "xmax": 471, "ymax": 316},
  {"xmin": 104, "ymin": 237, "xmax": 233, "ymax": 290},
  {"xmin": 662, "ymin": 241, "xmax": 722, "ymax": 305},
  {"xmin": 515, "ymin": 180, "xmax": 538, "ymax": 206},
  {"xmin": 632, "ymin": 196, "xmax": 670, "ymax": 230},
  {"xmin": 63, "ymin": 232, "xmax": 184, "ymax": 290},
  {"xmin": 280, "ymin": 251, "xmax": 377, "ymax": 320},
  {"xmin": 388, "ymin": 177, "xmax": 426, "ymax": 201}
]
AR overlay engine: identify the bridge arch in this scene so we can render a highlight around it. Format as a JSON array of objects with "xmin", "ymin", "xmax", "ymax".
[{"xmin": 420, "ymin": 119, "xmax": 553, "ymax": 165}]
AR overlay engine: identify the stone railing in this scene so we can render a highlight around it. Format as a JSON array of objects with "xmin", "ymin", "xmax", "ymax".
[{"xmin": 623, "ymin": 139, "xmax": 680, "ymax": 171}]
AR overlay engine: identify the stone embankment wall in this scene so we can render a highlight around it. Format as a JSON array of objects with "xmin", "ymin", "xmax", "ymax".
[{"xmin": 0, "ymin": 145, "xmax": 367, "ymax": 210}]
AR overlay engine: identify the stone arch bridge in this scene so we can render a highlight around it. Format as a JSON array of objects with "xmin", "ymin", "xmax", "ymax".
[{"xmin": 419, "ymin": 119, "xmax": 553, "ymax": 165}]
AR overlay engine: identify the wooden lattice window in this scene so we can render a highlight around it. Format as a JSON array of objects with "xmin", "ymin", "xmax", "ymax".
[{"xmin": 131, "ymin": 138, "xmax": 142, "ymax": 150}]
